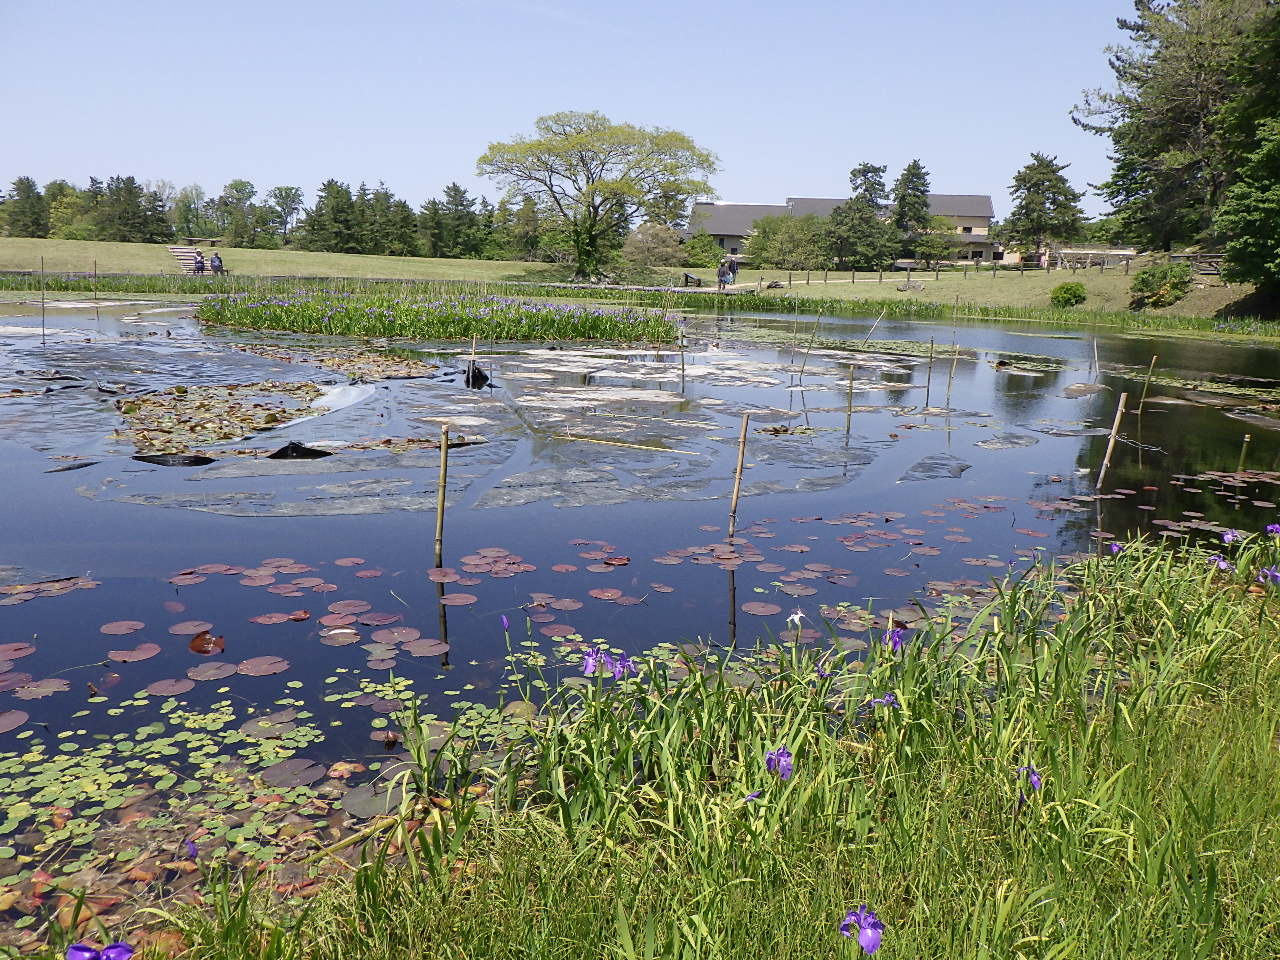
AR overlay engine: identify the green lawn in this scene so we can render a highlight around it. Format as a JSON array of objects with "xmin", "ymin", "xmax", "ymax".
[{"xmin": 0, "ymin": 237, "xmax": 1261, "ymax": 321}]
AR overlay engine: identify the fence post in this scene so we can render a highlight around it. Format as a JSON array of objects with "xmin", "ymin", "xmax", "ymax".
[
  {"xmin": 823, "ymin": 269, "xmax": 828, "ymax": 283},
  {"xmin": 934, "ymin": 264, "xmax": 940, "ymax": 281},
  {"xmin": 851, "ymin": 269, "xmax": 855, "ymax": 284},
  {"xmin": 788, "ymin": 272, "xmax": 792, "ymax": 287},
  {"xmin": 806, "ymin": 272, "xmax": 810, "ymax": 284},
  {"xmin": 964, "ymin": 264, "xmax": 968, "ymax": 280},
  {"xmin": 878, "ymin": 269, "xmax": 883, "ymax": 283}
]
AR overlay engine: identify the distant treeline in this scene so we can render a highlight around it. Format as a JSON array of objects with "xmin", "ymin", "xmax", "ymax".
[{"xmin": 0, "ymin": 176, "xmax": 564, "ymax": 263}]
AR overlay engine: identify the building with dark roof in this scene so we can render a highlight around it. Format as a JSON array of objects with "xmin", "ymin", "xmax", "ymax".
[{"xmin": 688, "ymin": 194, "xmax": 1001, "ymax": 260}]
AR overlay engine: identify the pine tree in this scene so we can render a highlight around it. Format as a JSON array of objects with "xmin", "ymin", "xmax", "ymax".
[
  {"xmin": 6, "ymin": 177, "xmax": 49, "ymax": 237},
  {"xmin": 891, "ymin": 159, "xmax": 932, "ymax": 257},
  {"xmin": 298, "ymin": 180, "xmax": 358, "ymax": 252},
  {"xmin": 1003, "ymin": 154, "xmax": 1085, "ymax": 254},
  {"xmin": 827, "ymin": 163, "xmax": 899, "ymax": 269},
  {"xmin": 418, "ymin": 200, "xmax": 444, "ymax": 257}
]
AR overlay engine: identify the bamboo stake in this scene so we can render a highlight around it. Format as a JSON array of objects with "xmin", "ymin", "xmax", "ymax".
[
  {"xmin": 1096, "ymin": 392, "xmax": 1129, "ymax": 490},
  {"xmin": 797, "ymin": 313, "xmax": 822, "ymax": 378},
  {"xmin": 859, "ymin": 307, "xmax": 887, "ymax": 348},
  {"xmin": 1138, "ymin": 354, "xmax": 1158, "ymax": 413},
  {"xmin": 1237, "ymin": 434, "xmax": 1252, "ymax": 473},
  {"xmin": 728, "ymin": 414, "xmax": 750, "ymax": 538},
  {"xmin": 946, "ymin": 350, "xmax": 959, "ymax": 406},
  {"xmin": 40, "ymin": 256, "xmax": 46, "ymax": 346},
  {"xmin": 925, "ymin": 338, "xmax": 935, "ymax": 408},
  {"xmin": 1092, "ymin": 338, "xmax": 1100, "ymax": 378},
  {"xmin": 434, "ymin": 425, "xmax": 449, "ymax": 566}
]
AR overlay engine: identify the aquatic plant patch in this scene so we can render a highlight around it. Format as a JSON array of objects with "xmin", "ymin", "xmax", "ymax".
[
  {"xmin": 113, "ymin": 381, "xmax": 324, "ymax": 453},
  {"xmin": 199, "ymin": 290, "xmax": 678, "ymax": 342}
]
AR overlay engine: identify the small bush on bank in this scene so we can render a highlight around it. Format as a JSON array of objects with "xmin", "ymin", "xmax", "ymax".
[
  {"xmin": 1050, "ymin": 281, "xmax": 1088, "ymax": 307},
  {"xmin": 1130, "ymin": 261, "xmax": 1194, "ymax": 308}
]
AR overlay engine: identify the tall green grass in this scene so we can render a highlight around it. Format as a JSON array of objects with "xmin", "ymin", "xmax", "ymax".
[
  {"xmin": 197, "ymin": 289, "xmax": 678, "ymax": 342},
  {"xmin": 157, "ymin": 536, "xmax": 1280, "ymax": 959}
]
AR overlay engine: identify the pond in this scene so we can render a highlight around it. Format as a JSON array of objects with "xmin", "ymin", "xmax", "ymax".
[{"xmin": 1, "ymin": 296, "xmax": 1279, "ymax": 885}]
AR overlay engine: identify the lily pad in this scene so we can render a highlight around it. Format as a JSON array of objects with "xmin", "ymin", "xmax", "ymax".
[
  {"xmin": 0, "ymin": 709, "xmax": 29, "ymax": 734},
  {"xmin": 99, "ymin": 620, "xmax": 146, "ymax": 636},
  {"xmin": 146, "ymin": 678, "xmax": 195, "ymax": 696},
  {"xmin": 238, "ymin": 656, "xmax": 291, "ymax": 676},
  {"xmin": 108, "ymin": 642, "xmax": 162, "ymax": 663},
  {"xmin": 13, "ymin": 678, "xmax": 70, "ymax": 700},
  {"xmin": 169, "ymin": 620, "xmax": 214, "ymax": 636},
  {"xmin": 261, "ymin": 756, "xmax": 327, "ymax": 788},
  {"xmin": 187, "ymin": 661, "xmax": 237, "ymax": 681},
  {"xmin": 0, "ymin": 643, "xmax": 37, "ymax": 660},
  {"xmin": 741, "ymin": 602, "xmax": 782, "ymax": 616},
  {"xmin": 440, "ymin": 593, "xmax": 478, "ymax": 607},
  {"xmin": 371, "ymin": 627, "xmax": 420, "ymax": 643}
]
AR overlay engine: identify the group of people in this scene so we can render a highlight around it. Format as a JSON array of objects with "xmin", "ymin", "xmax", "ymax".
[
  {"xmin": 192, "ymin": 250, "xmax": 224, "ymax": 275},
  {"xmin": 715, "ymin": 257, "xmax": 739, "ymax": 291}
]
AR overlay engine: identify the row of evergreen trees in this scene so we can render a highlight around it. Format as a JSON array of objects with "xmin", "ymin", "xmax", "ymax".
[{"xmin": 0, "ymin": 176, "xmax": 558, "ymax": 262}]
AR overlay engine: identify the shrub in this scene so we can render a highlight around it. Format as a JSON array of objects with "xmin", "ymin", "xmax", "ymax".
[
  {"xmin": 1130, "ymin": 262, "xmax": 1193, "ymax": 309},
  {"xmin": 1050, "ymin": 281, "xmax": 1088, "ymax": 308}
]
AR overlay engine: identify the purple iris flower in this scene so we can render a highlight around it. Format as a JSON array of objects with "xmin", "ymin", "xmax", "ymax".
[
  {"xmin": 610, "ymin": 655, "xmax": 637, "ymax": 679},
  {"xmin": 1222, "ymin": 529, "xmax": 1242, "ymax": 545},
  {"xmin": 765, "ymin": 745, "xmax": 793, "ymax": 781},
  {"xmin": 1267, "ymin": 523, "xmax": 1280, "ymax": 536},
  {"xmin": 1257, "ymin": 566, "xmax": 1280, "ymax": 585},
  {"xmin": 500, "ymin": 614, "xmax": 510, "ymax": 630},
  {"xmin": 883, "ymin": 627, "xmax": 907, "ymax": 653},
  {"xmin": 1208, "ymin": 554, "xmax": 1235, "ymax": 571},
  {"xmin": 869, "ymin": 693, "xmax": 899, "ymax": 709},
  {"xmin": 183, "ymin": 838, "xmax": 198, "ymax": 859},
  {"xmin": 1108, "ymin": 542, "xmax": 1124, "ymax": 555},
  {"xmin": 582, "ymin": 649, "xmax": 601, "ymax": 675},
  {"xmin": 1017, "ymin": 764, "xmax": 1043, "ymax": 792},
  {"xmin": 744, "ymin": 790, "xmax": 762, "ymax": 802},
  {"xmin": 66, "ymin": 946, "xmax": 135, "ymax": 960},
  {"xmin": 840, "ymin": 905, "xmax": 884, "ymax": 954}
]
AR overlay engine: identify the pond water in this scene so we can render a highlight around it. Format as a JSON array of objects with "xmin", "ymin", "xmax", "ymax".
[{"xmin": 1, "ymin": 297, "xmax": 1279, "ymax": 870}]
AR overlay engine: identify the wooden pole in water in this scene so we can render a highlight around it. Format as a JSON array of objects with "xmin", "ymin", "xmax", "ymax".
[
  {"xmin": 1096, "ymin": 392, "xmax": 1129, "ymax": 490},
  {"xmin": 860, "ymin": 307, "xmax": 887, "ymax": 348},
  {"xmin": 1238, "ymin": 434, "xmax": 1252, "ymax": 473},
  {"xmin": 434, "ymin": 425, "xmax": 449, "ymax": 565},
  {"xmin": 1138, "ymin": 354, "xmax": 1158, "ymax": 413},
  {"xmin": 728, "ymin": 414, "xmax": 750, "ymax": 538},
  {"xmin": 946, "ymin": 349, "xmax": 959, "ymax": 405},
  {"xmin": 925, "ymin": 338, "xmax": 935, "ymax": 408},
  {"xmin": 1092, "ymin": 338, "xmax": 1100, "ymax": 377},
  {"xmin": 40, "ymin": 256, "xmax": 46, "ymax": 346}
]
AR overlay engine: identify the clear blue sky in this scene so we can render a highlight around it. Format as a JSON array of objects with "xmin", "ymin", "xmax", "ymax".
[{"xmin": 7, "ymin": 0, "xmax": 1130, "ymax": 218}]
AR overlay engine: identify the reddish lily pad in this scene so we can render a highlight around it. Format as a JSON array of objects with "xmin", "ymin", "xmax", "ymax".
[
  {"xmin": 551, "ymin": 564, "xmax": 578, "ymax": 573},
  {"xmin": 539, "ymin": 624, "xmax": 578, "ymax": 637},
  {"xmin": 0, "ymin": 643, "xmax": 37, "ymax": 660},
  {"xmin": 328, "ymin": 600, "xmax": 371, "ymax": 615},
  {"xmin": 249, "ymin": 613, "xmax": 291, "ymax": 625},
  {"xmin": 187, "ymin": 661, "xmax": 237, "ymax": 681},
  {"xmin": 169, "ymin": 620, "xmax": 214, "ymax": 636},
  {"xmin": 0, "ymin": 673, "xmax": 34, "ymax": 693},
  {"xmin": 146, "ymin": 678, "xmax": 195, "ymax": 696},
  {"xmin": 261, "ymin": 756, "xmax": 326, "ymax": 788},
  {"xmin": 169, "ymin": 574, "xmax": 207, "ymax": 586},
  {"xmin": 477, "ymin": 547, "xmax": 510, "ymax": 557},
  {"xmin": 100, "ymin": 620, "xmax": 145, "ymax": 636},
  {"xmin": 319, "ymin": 627, "xmax": 361, "ymax": 646},
  {"xmin": 358, "ymin": 612, "xmax": 403, "ymax": 626},
  {"xmin": 741, "ymin": 602, "xmax": 782, "ymax": 616},
  {"xmin": 0, "ymin": 710, "xmax": 29, "ymax": 734},
  {"xmin": 320, "ymin": 613, "xmax": 357, "ymax": 627},
  {"xmin": 427, "ymin": 568, "xmax": 459, "ymax": 583},
  {"xmin": 402, "ymin": 638, "xmax": 449, "ymax": 656},
  {"xmin": 371, "ymin": 627, "xmax": 420, "ymax": 643},
  {"xmin": 440, "ymin": 593, "xmax": 478, "ymax": 607},
  {"xmin": 240, "ymin": 576, "xmax": 276, "ymax": 587},
  {"xmin": 355, "ymin": 570, "xmax": 383, "ymax": 579},
  {"xmin": 238, "ymin": 656, "xmax": 291, "ymax": 676},
  {"xmin": 588, "ymin": 588, "xmax": 623, "ymax": 600},
  {"xmin": 334, "ymin": 557, "xmax": 366, "ymax": 566},
  {"xmin": 550, "ymin": 598, "xmax": 583, "ymax": 611},
  {"xmin": 108, "ymin": 643, "xmax": 162, "ymax": 663}
]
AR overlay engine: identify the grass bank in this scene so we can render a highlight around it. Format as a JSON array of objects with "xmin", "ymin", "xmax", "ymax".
[{"xmin": 58, "ymin": 535, "xmax": 1279, "ymax": 959}]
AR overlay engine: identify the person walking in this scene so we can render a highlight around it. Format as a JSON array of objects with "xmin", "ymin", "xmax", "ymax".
[
  {"xmin": 716, "ymin": 259, "xmax": 730, "ymax": 292},
  {"xmin": 727, "ymin": 258, "xmax": 739, "ymax": 283},
  {"xmin": 193, "ymin": 250, "xmax": 205, "ymax": 275}
]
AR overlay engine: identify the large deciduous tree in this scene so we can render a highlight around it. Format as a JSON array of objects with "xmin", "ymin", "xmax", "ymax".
[
  {"xmin": 476, "ymin": 111, "xmax": 717, "ymax": 278},
  {"xmin": 1003, "ymin": 154, "xmax": 1085, "ymax": 254},
  {"xmin": 266, "ymin": 186, "xmax": 304, "ymax": 245}
]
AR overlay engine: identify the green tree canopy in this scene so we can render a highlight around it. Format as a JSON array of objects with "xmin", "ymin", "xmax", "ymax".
[
  {"xmin": 682, "ymin": 230, "xmax": 723, "ymax": 268},
  {"xmin": 477, "ymin": 111, "xmax": 717, "ymax": 278},
  {"xmin": 891, "ymin": 159, "xmax": 932, "ymax": 255},
  {"xmin": 266, "ymin": 186, "xmax": 304, "ymax": 244},
  {"xmin": 621, "ymin": 222, "xmax": 684, "ymax": 267},
  {"xmin": 1215, "ymin": 117, "xmax": 1280, "ymax": 295},
  {"xmin": 6, "ymin": 177, "xmax": 49, "ymax": 237},
  {"xmin": 827, "ymin": 162, "xmax": 898, "ymax": 269},
  {"xmin": 1073, "ymin": 0, "xmax": 1271, "ymax": 249},
  {"xmin": 1003, "ymin": 154, "xmax": 1085, "ymax": 254},
  {"xmin": 746, "ymin": 215, "xmax": 832, "ymax": 270}
]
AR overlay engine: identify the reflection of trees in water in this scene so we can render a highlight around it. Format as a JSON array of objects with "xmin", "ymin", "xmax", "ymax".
[{"xmin": 987, "ymin": 361, "xmax": 1068, "ymax": 422}]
